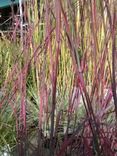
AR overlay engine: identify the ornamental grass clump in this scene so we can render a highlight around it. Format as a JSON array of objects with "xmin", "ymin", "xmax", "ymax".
[{"xmin": 0, "ymin": 0, "xmax": 117, "ymax": 156}]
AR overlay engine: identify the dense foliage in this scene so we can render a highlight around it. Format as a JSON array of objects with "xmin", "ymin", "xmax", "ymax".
[{"xmin": 0, "ymin": 0, "xmax": 117, "ymax": 155}]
